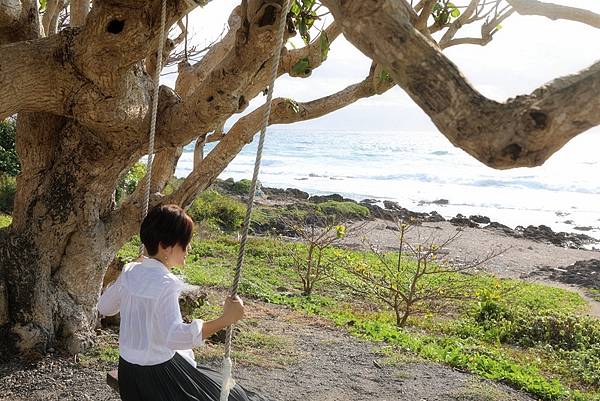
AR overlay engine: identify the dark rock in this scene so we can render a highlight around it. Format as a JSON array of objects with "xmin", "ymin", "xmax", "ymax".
[
  {"xmin": 309, "ymin": 194, "xmax": 353, "ymax": 203},
  {"xmin": 563, "ymin": 220, "xmax": 574, "ymax": 224},
  {"xmin": 262, "ymin": 186, "xmax": 286, "ymax": 197},
  {"xmin": 431, "ymin": 199, "xmax": 449, "ymax": 205},
  {"xmin": 524, "ymin": 259, "xmax": 600, "ymax": 291},
  {"xmin": 574, "ymin": 226, "xmax": 594, "ymax": 231},
  {"xmin": 469, "ymin": 215, "xmax": 490, "ymax": 224},
  {"xmin": 361, "ymin": 199, "xmax": 379, "ymax": 205},
  {"xmin": 513, "ymin": 224, "xmax": 598, "ymax": 249},
  {"xmin": 426, "ymin": 211, "xmax": 446, "ymax": 223},
  {"xmin": 383, "ymin": 200, "xmax": 402, "ymax": 210},
  {"xmin": 360, "ymin": 201, "xmax": 393, "ymax": 220},
  {"xmin": 208, "ymin": 327, "xmax": 241, "ymax": 344},
  {"xmin": 285, "ymin": 188, "xmax": 309, "ymax": 200},
  {"xmin": 450, "ymin": 214, "xmax": 478, "ymax": 228},
  {"xmin": 484, "ymin": 222, "xmax": 516, "ymax": 235}
]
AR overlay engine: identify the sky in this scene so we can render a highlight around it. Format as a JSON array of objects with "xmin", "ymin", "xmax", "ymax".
[{"xmin": 162, "ymin": 0, "xmax": 600, "ymax": 135}]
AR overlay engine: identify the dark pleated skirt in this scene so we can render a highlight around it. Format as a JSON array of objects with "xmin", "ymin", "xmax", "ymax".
[{"xmin": 118, "ymin": 353, "xmax": 266, "ymax": 401}]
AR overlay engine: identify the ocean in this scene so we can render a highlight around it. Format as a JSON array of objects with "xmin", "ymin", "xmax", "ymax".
[{"xmin": 174, "ymin": 128, "xmax": 600, "ymax": 240}]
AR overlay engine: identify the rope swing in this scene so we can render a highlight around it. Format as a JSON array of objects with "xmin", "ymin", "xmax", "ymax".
[
  {"xmin": 141, "ymin": 1, "xmax": 291, "ymax": 400},
  {"xmin": 221, "ymin": 2, "xmax": 291, "ymax": 398}
]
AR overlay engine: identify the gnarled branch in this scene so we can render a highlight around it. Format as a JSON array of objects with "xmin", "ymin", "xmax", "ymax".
[
  {"xmin": 166, "ymin": 68, "xmax": 393, "ymax": 208},
  {"xmin": 507, "ymin": 0, "xmax": 600, "ymax": 28},
  {"xmin": 323, "ymin": 0, "xmax": 600, "ymax": 169}
]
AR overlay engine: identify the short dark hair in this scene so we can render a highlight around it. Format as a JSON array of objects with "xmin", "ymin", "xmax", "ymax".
[{"xmin": 140, "ymin": 204, "xmax": 194, "ymax": 256}]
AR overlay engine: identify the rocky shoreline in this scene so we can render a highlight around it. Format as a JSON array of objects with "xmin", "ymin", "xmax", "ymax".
[{"xmin": 214, "ymin": 178, "xmax": 600, "ymax": 251}]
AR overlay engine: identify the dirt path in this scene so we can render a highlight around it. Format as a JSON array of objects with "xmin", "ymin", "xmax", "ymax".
[{"xmin": 0, "ymin": 300, "xmax": 534, "ymax": 401}]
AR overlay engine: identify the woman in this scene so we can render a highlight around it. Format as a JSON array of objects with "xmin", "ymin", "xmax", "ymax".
[{"xmin": 98, "ymin": 204, "xmax": 261, "ymax": 401}]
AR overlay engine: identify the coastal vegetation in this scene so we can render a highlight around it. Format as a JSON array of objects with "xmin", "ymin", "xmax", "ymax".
[{"xmin": 107, "ymin": 188, "xmax": 599, "ymax": 400}]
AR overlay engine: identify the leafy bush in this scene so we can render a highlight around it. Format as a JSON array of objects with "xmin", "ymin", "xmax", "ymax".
[
  {"xmin": 115, "ymin": 162, "xmax": 146, "ymax": 204},
  {"xmin": 231, "ymin": 179, "xmax": 252, "ymax": 195},
  {"xmin": 501, "ymin": 312, "xmax": 600, "ymax": 350},
  {"xmin": 316, "ymin": 201, "xmax": 369, "ymax": 219},
  {"xmin": 0, "ymin": 175, "xmax": 16, "ymax": 213},
  {"xmin": 0, "ymin": 119, "xmax": 19, "ymax": 177},
  {"xmin": 187, "ymin": 189, "xmax": 246, "ymax": 231}
]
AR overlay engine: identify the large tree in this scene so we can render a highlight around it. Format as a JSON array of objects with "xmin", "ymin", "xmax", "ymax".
[{"xmin": 0, "ymin": 0, "xmax": 598, "ymax": 354}]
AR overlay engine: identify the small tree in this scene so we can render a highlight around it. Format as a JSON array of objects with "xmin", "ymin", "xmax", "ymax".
[
  {"xmin": 335, "ymin": 221, "xmax": 505, "ymax": 327},
  {"xmin": 286, "ymin": 216, "xmax": 365, "ymax": 296}
]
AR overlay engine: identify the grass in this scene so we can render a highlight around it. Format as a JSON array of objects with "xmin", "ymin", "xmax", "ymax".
[
  {"xmin": 80, "ymin": 332, "xmax": 119, "ymax": 366},
  {"xmin": 110, "ymin": 225, "xmax": 598, "ymax": 400}
]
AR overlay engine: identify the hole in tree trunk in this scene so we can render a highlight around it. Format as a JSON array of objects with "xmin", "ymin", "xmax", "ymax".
[
  {"xmin": 502, "ymin": 143, "xmax": 522, "ymax": 161},
  {"xmin": 529, "ymin": 110, "xmax": 548, "ymax": 130},
  {"xmin": 106, "ymin": 19, "xmax": 125, "ymax": 34},
  {"xmin": 258, "ymin": 5, "xmax": 277, "ymax": 27}
]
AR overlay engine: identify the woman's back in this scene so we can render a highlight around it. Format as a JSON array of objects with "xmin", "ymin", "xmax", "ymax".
[{"xmin": 98, "ymin": 257, "xmax": 200, "ymax": 367}]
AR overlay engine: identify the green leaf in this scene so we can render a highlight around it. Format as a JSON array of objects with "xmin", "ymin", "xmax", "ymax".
[
  {"xmin": 319, "ymin": 33, "xmax": 330, "ymax": 61},
  {"xmin": 292, "ymin": 57, "xmax": 310, "ymax": 75},
  {"xmin": 291, "ymin": 1, "xmax": 301, "ymax": 15},
  {"xmin": 378, "ymin": 69, "xmax": 391, "ymax": 82},
  {"xmin": 448, "ymin": 2, "xmax": 461, "ymax": 18}
]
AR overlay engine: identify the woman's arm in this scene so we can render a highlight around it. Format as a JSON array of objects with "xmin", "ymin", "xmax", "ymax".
[
  {"xmin": 201, "ymin": 296, "xmax": 245, "ymax": 339},
  {"xmin": 97, "ymin": 278, "xmax": 122, "ymax": 316},
  {"xmin": 158, "ymin": 290, "xmax": 245, "ymax": 350}
]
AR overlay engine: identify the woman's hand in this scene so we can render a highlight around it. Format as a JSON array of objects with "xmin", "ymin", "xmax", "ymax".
[{"xmin": 222, "ymin": 295, "xmax": 245, "ymax": 325}]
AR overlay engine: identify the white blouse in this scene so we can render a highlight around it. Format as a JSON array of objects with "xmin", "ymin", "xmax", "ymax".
[{"xmin": 97, "ymin": 257, "xmax": 204, "ymax": 367}]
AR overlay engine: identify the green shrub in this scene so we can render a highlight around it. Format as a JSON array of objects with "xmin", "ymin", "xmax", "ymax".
[
  {"xmin": 115, "ymin": 162, "xmax": 146, "ymax": 204},
  {"xmin": 188, "ymin": 190, "xmax": 246, "ymax": 231},
  {"xmin": 231, "ymin": 179, "xmax": 252, "ymax": 195},
  {"xmin": 316, "ymin": 201, "xmax": 369, "ymax": 219},
  {"xmin": 0, "ymin": 175, "xmax": 16, "ymax": 213},
  {"xmin": 163, "ymin": 176, "xmax": 184, "ymax": 195},
  {"xmin": 501, "ymin": 312, "xmax": 600, "ymax": 350},
  {"xmin": 0, "ymin": 119, "xmax": 19, "ymax": 177}
]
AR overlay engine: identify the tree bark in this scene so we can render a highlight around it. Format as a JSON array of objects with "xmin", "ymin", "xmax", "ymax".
[
  {"xmin": 507, "ymin": 0, "xmax": 600, "ymax": 28},
  {"xmin": 323, "ymin": 0, "xmax": 600, "ymax": 169}
]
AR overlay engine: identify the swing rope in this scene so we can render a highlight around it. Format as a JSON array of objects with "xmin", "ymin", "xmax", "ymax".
[
  {"xmin": 142, "ymin": 0, "xmax": 167, "ymax": 224},
  {"xmin": 220, "ymin": 1, "xmax": 290, "ymax": 399},
  {"xmin": 140, "ymin": 1, "xmax": 290, "ymax": 400}
]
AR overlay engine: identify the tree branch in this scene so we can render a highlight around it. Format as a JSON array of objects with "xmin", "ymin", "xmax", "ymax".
[
  {"xmin": 0, "ymin": 35, "xmax": 69, "ymax": 120},
  {"xmin": 42, "ymin": 0, "xmax": 60, "ymax": 35},
  {"xmin": 323, "ymin": 0, "xmax": 600, "ymax": 169},
  {"xmin": 279, "ymin": 22, "xmax": 341, "ymax": 78},
  {"xmin": 175, "ymin": 6, "xmax": 242, "ymax": 99},
  {"xmin": 158, "ymin": 0, "xmax": 292, "ymax": 148},
  {"xmin": 70, "ymin": 0, "xmax": 90, "ymax": 27},
  {"xmin": 507, "ymin": 0, "xmax": 600, "ymax": 28},
  {"xmin": 166, "ymin": 70, "xmax": 393, "ymax": 207}
]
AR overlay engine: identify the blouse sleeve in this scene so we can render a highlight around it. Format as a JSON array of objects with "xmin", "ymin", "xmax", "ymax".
[
  {"xmin": 157, "ymin": 286, "xmax": 204, "ymax": 350},
  {"xmin": 97, "ymin": 276, "xmax": 122, "ymax": 317}
]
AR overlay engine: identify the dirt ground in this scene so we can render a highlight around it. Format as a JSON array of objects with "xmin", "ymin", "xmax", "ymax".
[{"xmin": 0, "ymin": 300, "xmax": 534, "ymax": 401}]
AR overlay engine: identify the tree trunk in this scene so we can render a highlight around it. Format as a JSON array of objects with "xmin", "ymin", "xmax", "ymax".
[{"xmin": 0, "ymin": 116, "xmax": 129, "ymax": 354}]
